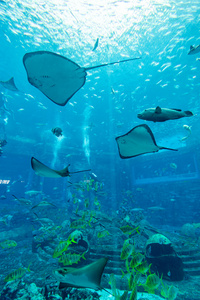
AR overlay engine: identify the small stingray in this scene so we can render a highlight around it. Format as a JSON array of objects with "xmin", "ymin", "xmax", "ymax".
[
  {"xmin": 0, "ymin": 77, "xmax": 19, "ymax": 92},
  {"xmin": 23, "ymin": 51, "xmax": 141, "ymax": 106},
  {"xmin": 31, "ymin": 157, "xmax": 91, "ymax": 178},
  {"xmin": 12, "ymin": 195, "xmax": 32, "ymax": 206},
  {"xmin": 53, "ymin": 257, "xmax": 108, "ymax": 290},
  {"xmin": 115, "ymin": 124, "xmax": 178, "ymax": 159},
  {"xmin": 31, "ymin": 201, "xmax": 57, "ymax": 210}
]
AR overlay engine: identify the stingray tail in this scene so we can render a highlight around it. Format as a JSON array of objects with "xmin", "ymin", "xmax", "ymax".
[
  {"xmin": 70, "ymin": 169, "xmax": 91, "ymax": 174},
  {"xmin": 160, "ymin": 147, "xmax": 178, "ymax": 151},
  {"xmin": 101, "ymin": 287, "xmax": 115, "ymax": 296},
  {"xmin": 85, "ymin": 57, "xmax": 141, "ymax": 71}
]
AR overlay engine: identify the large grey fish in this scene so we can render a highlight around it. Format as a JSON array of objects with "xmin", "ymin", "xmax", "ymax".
[
  {"xmin": 53, "ymin": 257, "xmax": 108, "ymax": 290},
  {"xmin": 137, "ymin": 106, "xmax": 193, "ymax": 122},
  {"xmin": 188, "ymin": 45, "xmax": 200, "ymax": 55}
]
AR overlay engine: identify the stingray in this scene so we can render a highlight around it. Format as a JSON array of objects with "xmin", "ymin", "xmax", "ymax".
[
  {"xmin": 53, "ymin": 257, "xmax": 108, "ymax": 290},
  {"xmin": 31, "ymin": 157, "xmax": 91, "ymax": 178},
  {"xmin": 0, "ymin": 77, "xmax": 19, "ymax": 92},
  {"xmin": 31, "ymin": 201, "xmax": 57, "ymax": 210},
  {"xmin": 115, "ymin": 124, "xmax": 178, "ymax": 159},
  {"xmin": 23, "ymin": 51, "xmax": 141, "ymax": 106}
]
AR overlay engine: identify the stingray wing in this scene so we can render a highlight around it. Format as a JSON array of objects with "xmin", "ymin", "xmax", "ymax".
[
  {"xmin": 31, "ymin": 157, "xmax": 69, "ymax": 178},
  {"xmin": 116, "ymin": 124, "xmax": 177, "ymax": 158},
  {"xmin": 54, "ymin": 257, "xmax": 108, "ymax": 290},
  {"xmin": 81, "ymin": 257, "xmax": 108, "ymax": 289},
  {"xmin": 23, "ymin": 51, "xmax": 86, "ymax": 106},
  {"xmin": 0, "ymin": 77, "xmax": 19, "ymax": 91}
]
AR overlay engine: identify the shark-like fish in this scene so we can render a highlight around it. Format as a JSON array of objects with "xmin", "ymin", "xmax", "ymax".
[
  {"xmin": 137, "ymin": 106, "xmax": 193, "ymax": 122},
  {"xmin": 53, "ymin": 257, "xmax": 108, "ymax": 290}
]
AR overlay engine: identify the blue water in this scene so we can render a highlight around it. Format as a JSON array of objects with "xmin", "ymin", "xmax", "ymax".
[
  {"xmin": 0, "ymin": 0, "xmax": 200, "ymax": 221},
  {"xmin": 0, "ymin": 0, "xmax": 200, "ymax": 297}
]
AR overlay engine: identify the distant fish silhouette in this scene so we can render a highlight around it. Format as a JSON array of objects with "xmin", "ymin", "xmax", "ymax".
[
  {"xmin": 0, "ymin": 77, "xmax": 19, "ymax": 92},
  {"xmin": 92, "ymin": 38, "xmax": 99, "ymax": 51}
]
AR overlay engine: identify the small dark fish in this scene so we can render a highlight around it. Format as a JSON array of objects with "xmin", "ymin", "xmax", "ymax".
[
  {"xmin": 92, "ymin": 38, "xmax": 99, "ymax": 51},
  {"xmin": 52, "ymin": 127, "xmax": 62, "ymax": 137}
]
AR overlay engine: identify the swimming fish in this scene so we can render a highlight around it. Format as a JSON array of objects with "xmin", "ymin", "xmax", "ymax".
[
  {"xmin": 53, "ymin": 240, "xmax": 72, "ymax": 258},
  {"xmin": 97, "ymin": 230, "xmax": 110, "ymax": 238},
  {"xmin": 4, "ymin": 264, "xmax": 31, "ymax": 282},
  {"xmin": 92, "ymin": 38, "xmax": 99, "ymax": 51},
  {"xmin": 12, "ymin": 195, "xmax": 32, "ymax": 206},
  {"xmin": 53, "ymin": 257, "xmax": 108, "ymax": 290},
  {"xmin": 120, "ymin": 239, "xmax": 134, "ymax": 260},
  {"xmin": 58, "ymin": 252, "xmax": 86, "ymax": 266},
  {"xmin": 142, "ymin": 273, "xmax": 160, "ymax": 293},
  {"xmin": 130, "ymin": 253, "xmax": 144, "ymax": 269},
  {"xmin": 52, "ymin": 127, "xmax": 62, "ymax": 137},
  {"xmin": 180, "ymin": 124, "xmax": 192, "ymax": 142},
  {"xmin": 188, "ymin": 45, "xmax": 200, "ymax": 55},
  {"xmin": 137, "ymin": 106, "xmax": 193, "ymax": 122},
  {"xmin": 70, "ymin": 219, "xmax": 89, "ymax": 229},
  {"xmin": 31, "ymin": 200, "xmax": 57, "ymax": 210},
  {"xmin": 120, "ymin": 225, "xmax": 140, "ymax": 235},
  {"xmin": 0, "ymin": 240, "xmax": 17, "ymax": 249}
]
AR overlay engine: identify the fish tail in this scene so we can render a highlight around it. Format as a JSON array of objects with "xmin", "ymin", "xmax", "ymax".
[
  {"xmin": 82, "ymin": 252, "xmax": 86, "ymax": 260},
  {"xmin": 27, "ymin": 263, "xmax": 31, "ymax": 272},
  {"xmin": 135, "ymin": 226, "xmax": 140, "ymax": 234},
  {"xmin": 184, "ymin": 111, "xmax": 193, "ymax": 117}
]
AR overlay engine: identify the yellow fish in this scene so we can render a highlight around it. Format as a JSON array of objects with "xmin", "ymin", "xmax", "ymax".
[
  {"xmin": 59, "ymin": 252, "xmax": 86, "ymax": 266},
  {"xmin": 0, "ymin": 240, "xmax": 17, "ymax": 249},
  {"xmin": 4, "ymin": 264, "xmax": 31, "ymax": 282},
  {"xmin": 53, "ymin": 241, "xmax": 71, "ymax": 258}
]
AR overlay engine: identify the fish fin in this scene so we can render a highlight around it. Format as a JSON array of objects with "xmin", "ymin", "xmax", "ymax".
[
  {"xmin": 190, "ymin": 45, "xmax": 194, "ymax": 50},
  {"xmin": 59, "ymin": 282, "xmax": 71, "ymax": 289},
  {"xmin": 170, "ymin": 108, "xmax": 182, "ymax": 111},
  {"xmin": 155, "ymin": 106, "xmax": 161, "ymax": 114},
  {"xmin": 27, "ymin": 263, "xmax": 31, "ymax": 272}
]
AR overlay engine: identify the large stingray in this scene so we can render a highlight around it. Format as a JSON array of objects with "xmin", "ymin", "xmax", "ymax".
[
  {"xmin": 115, "ymin": 124, "xmax": 178, "ymax": 159},
  {"xmin": 31, "ymin": 157, "xmax": 91, "ymax": 178},
  {"xmin": 23, "ymin": 51, "xmax": 141, "ymax": 106},
  {"xmin": 0, "ymin": 77, "xmax": 19, "ymax": 92},
  {"xmin": 53, "ymin": 257, "xmax": 108, "ymax": 290}
]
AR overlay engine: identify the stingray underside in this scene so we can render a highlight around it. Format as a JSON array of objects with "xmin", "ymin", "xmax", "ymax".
[
  {"xmin": 23, "ymin": 51, "xmax": 86, "ymax": 106},
  {"xmin": 115, "ymin": 124, "xmax": 177, "ymax": 158}
]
